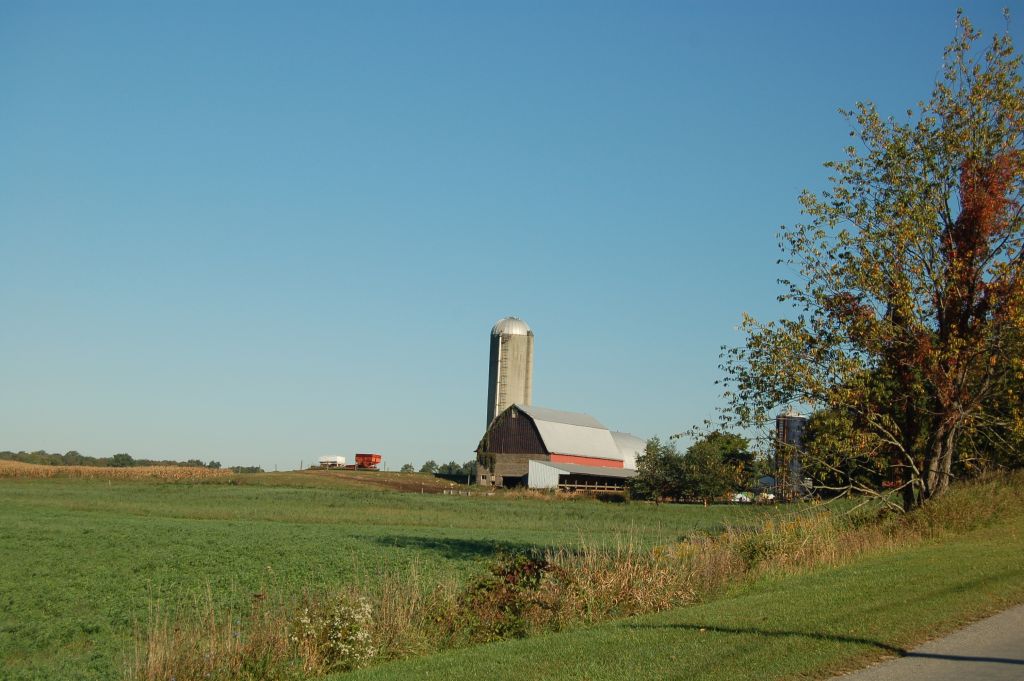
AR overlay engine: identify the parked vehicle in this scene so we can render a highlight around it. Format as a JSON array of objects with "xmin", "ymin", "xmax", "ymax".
[{"xmin": 318, "ymin": 454, "xmax": 382, "ymax": 470}]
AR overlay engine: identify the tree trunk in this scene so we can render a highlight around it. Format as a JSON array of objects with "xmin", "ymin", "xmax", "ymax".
[
  {"xmin": 901, "ymin": 482, "xmax": 917, "ymax": 512},
  {"xmin": 923, "ymin": 417, "xmax": 958, "ymax": 503}
]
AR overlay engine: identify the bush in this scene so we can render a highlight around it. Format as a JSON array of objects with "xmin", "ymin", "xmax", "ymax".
[
  {"xmin": 457, "ymin": 552, "xmax": 551, "ymax": 641},
  {"xmin": 290, "ymin": 595, "xmax": 376, "ymax": 673}
]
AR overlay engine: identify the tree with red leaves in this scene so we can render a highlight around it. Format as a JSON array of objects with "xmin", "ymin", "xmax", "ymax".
[{"xmin": 722, "ymin": 12, "xmax": 1024, "ymax": 510}]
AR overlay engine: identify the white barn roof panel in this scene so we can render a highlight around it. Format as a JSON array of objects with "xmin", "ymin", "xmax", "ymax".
[
  {"xmin": 515, "ymin": 404, "xmax": 622, "ymax": 460},
  {"xmin": 611, "ymin": 431, "xmax": 645, "ymax": 470}
]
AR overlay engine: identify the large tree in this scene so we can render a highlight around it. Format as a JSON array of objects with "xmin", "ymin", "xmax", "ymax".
[
  {"xmin": 631, "ymin": 437, "xmax": 682, "ymax": 503},
  {"xmin": 677, "ymin": 436, "xmax": 737, "ymax": 506},
  {"xmin": 632, "ymin": 434, "xmax": 747, "ymax": 504},
  {"xmin": 722, "ymin": 14, "xmax": 1024, "ymax": 510}
]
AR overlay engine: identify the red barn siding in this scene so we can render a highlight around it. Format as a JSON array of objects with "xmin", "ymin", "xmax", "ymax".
[{"xmin": 549, "ymin": 453, "xmax": 623, "ymax": 468}]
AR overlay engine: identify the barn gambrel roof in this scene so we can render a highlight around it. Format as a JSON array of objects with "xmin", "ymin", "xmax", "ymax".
[{"xmin": 514, "ymin": 404, "xmax": 624, "ymax": 461}]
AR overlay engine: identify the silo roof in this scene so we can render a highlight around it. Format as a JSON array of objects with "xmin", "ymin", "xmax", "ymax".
[
  {"xmin": 777, "ymin": 407, "xmax": 807, "ymax": 419},
  {"xmin": 491, "ymin": 316, "xmax": 532, "ymax": 336}
]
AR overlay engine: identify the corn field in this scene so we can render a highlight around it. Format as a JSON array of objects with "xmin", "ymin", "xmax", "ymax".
[{"xmin": 0, "ymin": 459, "xmax": 232, "ymax": 481}]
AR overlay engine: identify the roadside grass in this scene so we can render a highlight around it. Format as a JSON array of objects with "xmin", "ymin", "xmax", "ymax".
[
  {"xmin": 8, "ymin": 471, "xmax": 1018, "ymax": 681},
  {"xmin": 124, "ymin": 472, "xmax": 1024, "ymax": 681},
  {"xmin": 342, "ymin": 505, "xmax": 1024, "ymax": 680},
  {"xmin": 0, "ymin": 477, "xmax": 767, "ymax": 681}
]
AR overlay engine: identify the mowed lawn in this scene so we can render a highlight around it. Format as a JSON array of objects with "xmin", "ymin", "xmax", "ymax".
[{"xmin": 0, "ymin": 476, "xmax": 773, "ymax": 681}]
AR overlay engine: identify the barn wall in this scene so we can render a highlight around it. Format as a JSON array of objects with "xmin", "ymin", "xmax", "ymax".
[
  {"xmin": 549, "ymin": 453, "xmax": 624, "ymax": 468},
  {"xmin": 528, "ymin": 460, "xmax": 561, "ymax": 489},
  {"xmin": 481, "ymin": 407, "xmax": 546, "ymax": 455},
  {"xmin": 477, "ymin": 451, "xmax": 547, "ymax": 487}
]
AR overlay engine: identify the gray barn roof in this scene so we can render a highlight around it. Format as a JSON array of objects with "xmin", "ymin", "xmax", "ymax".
[
  {"xmin": 610, "ymin": 431, "xmax": 645, "ymax": 453},
  {"xmin": 610, "ymin": 431, "xmax": 645, "ymax": 469},
  {"xmin": 516, "ymin": 404, "xmax": 607, "ymax": 429},
  {"xmin": 514, "ymin": 404, "xmax": 622, "ymax": 460}
]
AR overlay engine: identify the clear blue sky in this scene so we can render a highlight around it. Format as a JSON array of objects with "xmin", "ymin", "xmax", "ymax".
[{"xmin": 1, "ymin": 1, "xmax": 1020, "ymax": 470}]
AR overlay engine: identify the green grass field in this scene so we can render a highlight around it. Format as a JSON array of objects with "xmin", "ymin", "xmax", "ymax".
[
  {"xmin": 0, "ymin": 475, "xmax": 775, "ymax": 681},
  {"xmin": 4, "ymin": 472, "xmax": 1022, "ymax": 681},
  {"xmin": 343, "ymin": 510, "xmax": 1024, "ymax": 681}
]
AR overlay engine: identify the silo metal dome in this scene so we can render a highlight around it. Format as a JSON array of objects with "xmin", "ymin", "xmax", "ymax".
[{"xmin": 491, "ymin": 316, "xmax": 532, "ymax": 336}]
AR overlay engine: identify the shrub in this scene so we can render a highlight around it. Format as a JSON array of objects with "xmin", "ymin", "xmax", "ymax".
[
  {"xmin": 290, "ymin": 595, "xmax": 376, "ymax": 673},
  {"xmin": 455, "ymin": 552, "xmax": 551, "ymax": 641},
  {"xmin": 594, "ymin": 491, "xmax": 628, "ymax": 503}
]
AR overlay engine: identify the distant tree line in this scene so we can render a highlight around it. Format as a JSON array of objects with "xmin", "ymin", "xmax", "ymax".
[
  {"xmin": 396, "ymin": 460, "xmax": 477, "ymax": 477},
  {"xmin": 0, "ymin": 450, "xmax": 261, "ymax": 472}
]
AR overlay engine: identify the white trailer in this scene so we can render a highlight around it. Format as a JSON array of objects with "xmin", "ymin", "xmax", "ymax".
[{"xmin": 318, "ymin": 456, "xmax": 346, "ymax": 468}]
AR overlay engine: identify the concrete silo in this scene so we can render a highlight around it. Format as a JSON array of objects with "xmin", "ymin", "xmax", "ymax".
[{"xmin": 486, "ymin": 317, "xmax": 534, "ymax": 426}]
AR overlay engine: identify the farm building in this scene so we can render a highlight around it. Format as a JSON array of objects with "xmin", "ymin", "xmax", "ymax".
[
  {"xmin": 476, "ymin": 404, "xmax": 644, "ymax": 489},
  {"xmin": 485, "ymin": 316, "xmax": 534, "ymax": 427},
  {"xmin": 527, "ymin": 460, "xmax": 637, "ymax": 492}
]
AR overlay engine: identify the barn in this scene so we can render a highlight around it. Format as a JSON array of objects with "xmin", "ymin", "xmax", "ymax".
[{"xmin": 476, "ymin": 404, "xmax": 644, "ymax": 489}]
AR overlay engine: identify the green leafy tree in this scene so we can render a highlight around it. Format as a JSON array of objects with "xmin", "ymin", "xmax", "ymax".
[
  {"xmin": 419, "ymin": 460, "xmax": 438, "ymax": 474},
  {"xmin": 801, "ymin": 408, "xmax": 889, "ymax": 494},
  {"xmin": 678, "ymin": 440, "xmax": 734, "ymax": 506},
  {"xmin": 109, "ymin": 453, "xmax": 134, "ymax": 468},
  {"xmin": 399, "ymin": 463, "xmax": 415, "ymax": 473},
  {"xmin": 630, "ymin": 437, "xmax": 682, "ymax": 503},
  {"xmin": 722, "ymin": 13, "xmax": 1024, "ymax": 510},
  {"xmin": 687, "ymin": 431, "xmax": 753, "ymax": 490},
  {"xmin": 207, "ymin": 461, "xmax": 221, "ymax": 469}
]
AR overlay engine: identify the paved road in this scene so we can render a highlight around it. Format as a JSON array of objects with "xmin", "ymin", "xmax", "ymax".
[{"xmin": 833, "ymin": 604, "xmax": 1024, "ymax": 681}]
